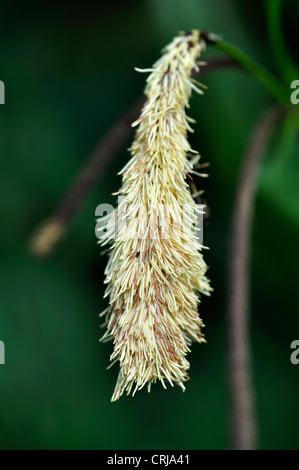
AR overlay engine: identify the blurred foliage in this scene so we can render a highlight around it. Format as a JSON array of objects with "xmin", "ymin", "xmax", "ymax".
[{"xmin": 0, "ymin": 0, "xmax": 299, "ymax": 450}]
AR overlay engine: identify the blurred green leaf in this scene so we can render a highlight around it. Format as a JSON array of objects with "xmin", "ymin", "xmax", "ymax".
[{"xmin": 264, "ymin": 0, "xmax": 299, "ymax": 83}]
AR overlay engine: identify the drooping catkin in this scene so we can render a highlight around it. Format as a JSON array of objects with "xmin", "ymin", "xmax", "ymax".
[{"xmin": 98, "ymin": 30, "xmax": 212, "ymax": 401}]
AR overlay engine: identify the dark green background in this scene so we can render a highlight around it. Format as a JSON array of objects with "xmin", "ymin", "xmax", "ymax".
[{"xmin": 0, "ymin": 0, "xmax": 298, "ymax": 450}]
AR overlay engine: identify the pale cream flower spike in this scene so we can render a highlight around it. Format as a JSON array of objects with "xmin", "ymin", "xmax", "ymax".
[{"xmin": 99, "ymin": 30, "xmax": 212, "ymax": 401}]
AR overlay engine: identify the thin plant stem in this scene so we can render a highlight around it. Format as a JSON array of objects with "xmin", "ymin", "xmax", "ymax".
[
  {"xmin": 228, "ymin": 107, "xmax": 283, "ymax": 449},
  {"xmin": 216, "ymin": 39, "xmax": 290, "ymax": 106},
  {"xmin": 264, "ymin": 0, "xmax": 299, "ymax": 84}
]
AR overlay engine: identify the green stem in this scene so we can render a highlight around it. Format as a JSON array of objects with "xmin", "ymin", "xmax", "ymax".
[
  {"xmin": 264, "ymin": 0, "xmax": 299, "ymax": 84},
  {"xmin": 276, "ymin": 111, "xmax": 299, "ymax": 165},
  {"xmin": 216, "ymin": 39, "xmax": 290, "ymax": 106}
]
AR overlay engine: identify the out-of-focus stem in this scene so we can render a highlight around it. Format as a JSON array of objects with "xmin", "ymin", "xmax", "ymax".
[
  {"xmin": 264, "ymin": 0, "xmax": 299, "ymax": 84},
  {"xmin": 216, "ymin": 39, "xmax": 290, "ymax": 106},
  {"xmin": 228, "ymin": 107, "xmax": 283, "ymax": 450}
]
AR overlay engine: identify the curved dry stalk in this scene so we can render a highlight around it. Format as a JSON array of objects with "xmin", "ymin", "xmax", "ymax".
[{"xmin": 228, "ymin": 107, "xmax": 283, "ymax": 449}]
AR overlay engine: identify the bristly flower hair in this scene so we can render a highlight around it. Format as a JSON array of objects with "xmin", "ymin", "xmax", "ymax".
[{"xmin": 98, "ymin": 30, "xmax": 212, "ymax": 401}]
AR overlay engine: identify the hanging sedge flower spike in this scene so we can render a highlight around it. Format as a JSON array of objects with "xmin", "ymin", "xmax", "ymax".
[{"xmin": 98, "ymin": 30, "xmax": 212, "ymax": 401}]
